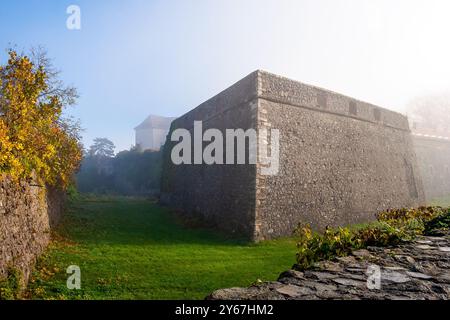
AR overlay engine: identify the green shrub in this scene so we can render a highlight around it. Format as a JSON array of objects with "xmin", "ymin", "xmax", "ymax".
[
  {"xmin": 294, "ymin": 206, "xmax": 449, "ymax": 270},
  {"xmin": 377, "ymin": 206, "xmax": 443, "ymax": 224},
  {"xmin": 66, "ymin": 183, "xmax": 80, "ymax": 203},
  {"xmin": 295, "ymin": 225, "xmax": 357, "ymax": 270},
  {"xmin": 424, "ymin": 208, "xmax": 450, "ymax": 235},
  {"xmin": 0, "ymin": 267, "xmax": 22, "ymax": 300}
]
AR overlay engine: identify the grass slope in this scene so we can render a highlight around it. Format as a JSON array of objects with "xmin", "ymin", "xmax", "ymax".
[{"xmin": 27, "ymin": 196, "xmax": 296, "ymax": 300}]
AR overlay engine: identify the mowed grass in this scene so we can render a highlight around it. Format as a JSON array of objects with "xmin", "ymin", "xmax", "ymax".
[{"xmin": 27, "ymin": 196, "xmax": 296, "ymax": 300}]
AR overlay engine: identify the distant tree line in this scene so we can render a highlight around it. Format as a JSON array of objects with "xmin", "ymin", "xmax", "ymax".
[{"xmin": 76, "ymin": 138, "xmax": 163, "ymax": 196}]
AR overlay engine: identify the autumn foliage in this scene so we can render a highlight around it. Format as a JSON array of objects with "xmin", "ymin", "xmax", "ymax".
[{"xmin": 0, "ymin": 50, "xmax": 82, "ymax": 187}]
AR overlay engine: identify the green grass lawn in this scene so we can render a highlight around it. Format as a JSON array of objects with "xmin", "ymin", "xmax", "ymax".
[{"xmin": 27, "ymin": 196, "xmax": 296, "ymax": 300}]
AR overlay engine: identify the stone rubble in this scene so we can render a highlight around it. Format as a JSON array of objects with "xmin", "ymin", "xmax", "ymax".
[{"xmin": 207, "ymin": 232, "xmax": 450, "ymax": 300}]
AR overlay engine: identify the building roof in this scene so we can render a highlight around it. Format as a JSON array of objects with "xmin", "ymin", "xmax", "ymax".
[{"xmin": 134, "ymin": 114, "xmax": 176, "ymax": 131}]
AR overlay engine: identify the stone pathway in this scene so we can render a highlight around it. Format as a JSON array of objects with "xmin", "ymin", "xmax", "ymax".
[{"xmin": 207, "ymin": 232, "xmax": 450, "ymax": 300}]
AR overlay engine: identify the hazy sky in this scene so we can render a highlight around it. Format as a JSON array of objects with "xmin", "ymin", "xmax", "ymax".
[{"xmin": 1, "ymin": 0, "xmax": 450, "ymax": 151}]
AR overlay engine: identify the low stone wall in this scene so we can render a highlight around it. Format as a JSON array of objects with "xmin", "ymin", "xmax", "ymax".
[
  {"xmin": 0, "ymin": 176, "xmax": 65, "ymax": 286},
  {"xmin": 208, "ymin": 232, "xmax": 450, "ymax": 300}
]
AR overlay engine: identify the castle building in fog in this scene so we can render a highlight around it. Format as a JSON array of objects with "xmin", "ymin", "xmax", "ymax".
[{"xmin": 134, "ymin": 115, "xmax": 176, "ymax": 151}]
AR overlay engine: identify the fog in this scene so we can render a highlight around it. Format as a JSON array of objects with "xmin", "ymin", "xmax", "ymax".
[
  {"xmin": 256, "ymin": 0, "xmax": 450, "ymax": 115},
  {"xmin": 115, "ymin": 0, "xmax": 450, "ymax": 149},
  {"xmin": 407, "ymin": 93, "xmax": 450, "ymax": 136},
  {"xmin": 3, "ymin": 0, "xmax": 450, "ymax": 151}
]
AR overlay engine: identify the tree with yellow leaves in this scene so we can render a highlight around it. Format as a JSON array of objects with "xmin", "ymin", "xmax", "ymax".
[{"xmin": 0, "ymin": 49, "xmax": 82, "ymax": 188}]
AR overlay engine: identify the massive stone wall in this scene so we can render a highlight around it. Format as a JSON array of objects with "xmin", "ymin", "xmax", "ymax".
[
  {"xmin": 255, "ymin": 71, "xmax": 424, "ymax": 240},
  {"xmin": 412, "ymin": 135, "xmax": 450, "ymax": 202},
  {"xmin": 161, "ymin": 70, "xmax": 425, "ymax": 241},
  {"xmin": 0, "ymin": 176, "xmax": 65, "ymax": 286},
  {"xmin": 161, "ymin": 72, "xmax": 259, "ymax": 238}
]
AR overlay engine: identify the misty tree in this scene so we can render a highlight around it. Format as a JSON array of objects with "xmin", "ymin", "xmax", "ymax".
[
  {"xmin": 406, "ymin": 93, "xmax": 450, "ymax": 133},
  {"xmin": 77, "ymin": 137, "xmax": 115, "ymax": 193},
  {"xmin": 88, "ymin": 138, "xmax": 116, "ymax": 158},
  {"xmin": 76, "ymin": 144, "xmax": 163, "ymax": 196}
]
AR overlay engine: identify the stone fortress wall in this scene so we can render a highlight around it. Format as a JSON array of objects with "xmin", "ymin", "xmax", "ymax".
[
  {"xmin": 0, "ymin": 176, "xmax": 65, "ymax": 286},
  {"xmin": 412, "ymin": 134, "xmax": 450, "ymax": 202},
  {"xmin": 161, "ymin": 72, "xmax": 259, "ymax": 238},
  {"xmin": 161, "ymin": 70, "xmax": 426, "ymax": 241},
  {"xmin": 255, "ymin": 71, "xmax": 424, "ymax": 240}
]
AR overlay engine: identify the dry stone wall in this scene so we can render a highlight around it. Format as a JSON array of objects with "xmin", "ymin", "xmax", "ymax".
[
  {"xmin": 0, "ymin": 176, "xmax": 65, "ymax": 286},
  {"xmin": 208, "ymin": 232, "xmax": 450, "ymax": 300},
  {"xmin": 161, "ymin": 70, "xmax": 425, "ymax": 241}
]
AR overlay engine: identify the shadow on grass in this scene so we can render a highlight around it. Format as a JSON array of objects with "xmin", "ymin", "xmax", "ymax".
[{"xmin": 61, "ymin": 196, "xmax": 264, "ymax": 247}]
